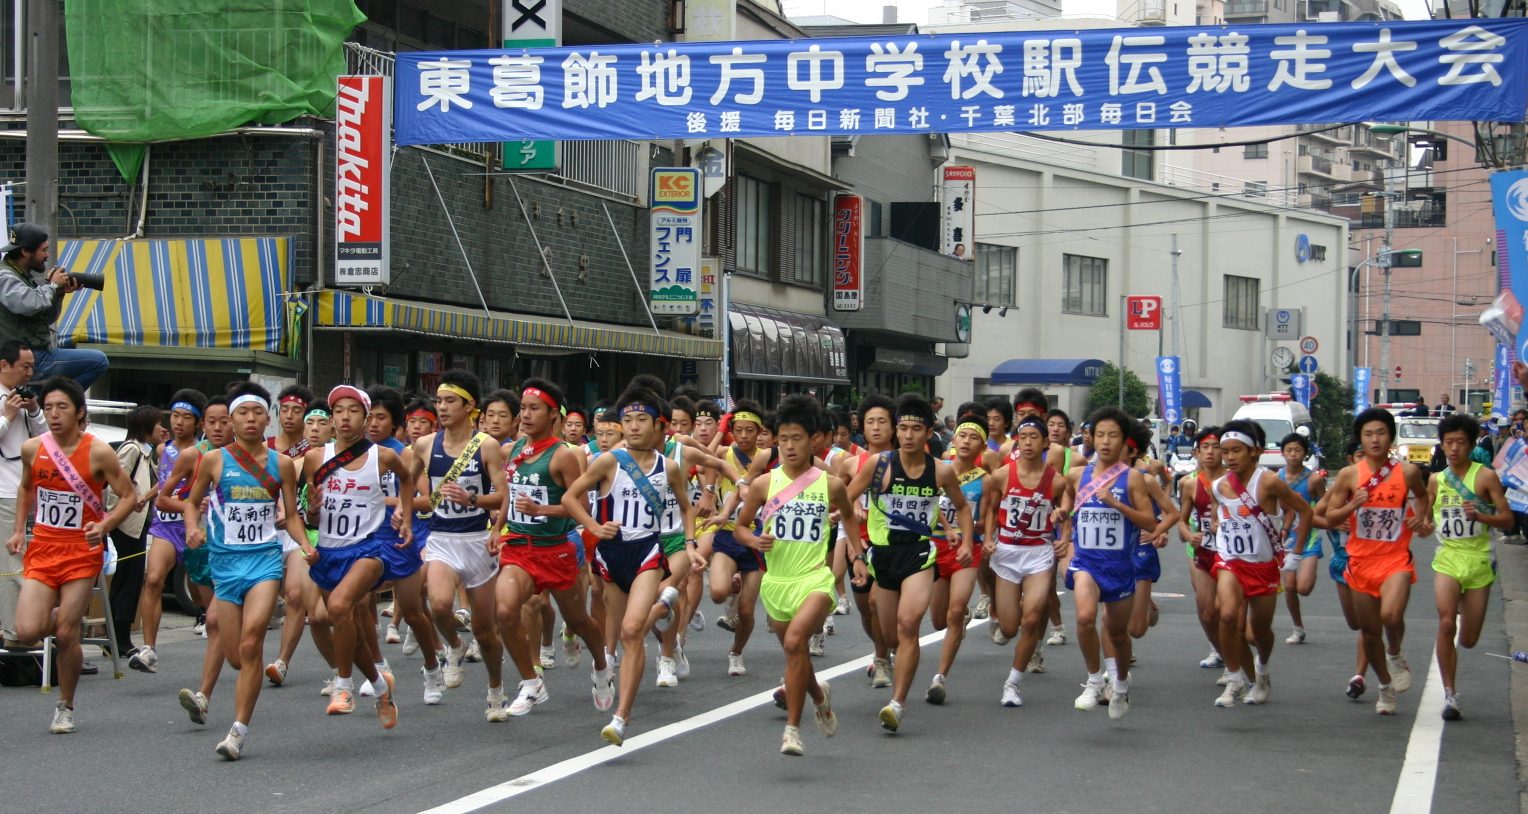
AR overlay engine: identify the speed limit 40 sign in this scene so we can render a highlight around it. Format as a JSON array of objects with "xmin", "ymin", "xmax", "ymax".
[{"xmin": 1299, "ymin": 336, "xmax": 1319, "ymax": 355}]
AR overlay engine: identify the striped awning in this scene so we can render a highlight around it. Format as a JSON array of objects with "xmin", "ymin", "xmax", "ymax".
[
  {"xmin": 314, "ymin": 289, "xmax": 722, "ymax": 360},
  {"xmin": 54, "ymin": 238, "xmax": 290, "ymax": 351}
]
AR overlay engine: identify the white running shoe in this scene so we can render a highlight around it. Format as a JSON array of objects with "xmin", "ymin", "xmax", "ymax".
[
  {"xmin": 1216, "ymin": 676, "xmax": 1247, "ymax": 708},
  {"xmin": 1387, "ymin": 655, "xmax": 1413, "ymax": 693},
  {"xmin": 727, "ymin": 651, "xmax": 747, "ymax": 676},
  {"xmin": 1376, "ymin": 684, "xmax": 1398, "ymax": 715},
  {"xmin": 359, "ymin": 679, "xmax": 376, "ymax": 698},
  {"xmin": 1244, "ymin": 672, "xmax": 1272, "ymax": 705},
  {"xmin": 601, "ymin": 715, "xmax": 626, "ymax": 746},
  {"xmin": 1200, "ymin": 650, "xmax": 1224, "ymax": 669},
  {"xmin": 973, "ymin": 595, "xmax": 991, "ymax": 620},
  {"xmin": 925, "ymin": 674, "xmax": 947, "ymax": 705},
  {"xmin": 48, "ymin": 703, "xmax": 75, "ymax": 734},
  {"xmin": 320, "ymin": 675, "xmax": 336, "ymax": 697},
  {"xmin": 674, "ymin": 644, "xmax": 691, "ymax": 680},
  {"xmin": 1442, "ymin": 692, "xmax": 1462, "ymax": 721},
  {"xmin": 608, "ymin": 648, "xmax": 621, "ymax": 669},
  {"xmin": 443, "ymin": 645, "xmax": 466, "ymax": 689},
  {"xmin": 540, "ymin": 645, "xmax": 557, "ymax": 670},
  {"xmin": 421, "ymin": 666, "xmax": 445, "ymax": 705},
  {"xmin": 1046, "ymin": 626, "xmax": 1067, "ymax": 646},
  {"xmin": 561, "ymin": 628, "xmax": 583, "ymax": 669},
  {"xmin": 781, "ymin": 725, "xmax": 805, "ymax": 756},
  {"xmin": 215, "ymin": 726, "xmax": 243, "ymax": 760},
  {"xmin": 1028, "ymin": 650, "xmax": 1046, "ymax": 673},
  {"xmin": 823, "ymin": 616, "xmax": 835, "ymax": 635},
  {"xmin": 385, "ymin": 624, "xmax": 402, "ymax": 644},
  {"xmin": 509, "ymin": 679, "xmax": 549, "ymax": 717},
  {"xmin": 835, "ymin": 595, "xmax": 851, "ymax": 616},
  {"xmin": 591, "ymin": 668, "xmax": 616, "ymax": 711},
  {"xmin": 991, "ymin": 625, "xmax": 1011, "ymax": 646},
  {"xmin": 1216, "ymin": 668, "xmax": 1232, "ymax": 687},
  {"xmin": 1001, "ymin": 681, "xmax": 1023, "ymax": 707},
  {"xmin": 128, "ymin": 645, "xmax": 158, "ymax": 674},
  {"xmin": 656, "ymin": 656, "xmax": 679, "ymax": 688},
  {"xmin": 401, "ymin": 628, "xmax": 420, "ymax": 656},
  {"xmin": 1075, "ymin": 679, "xmax": 1105, "ymax": 711},
  {"xmin": 264, "ymin": 659, "xmax": 287, "ymax": 687},
  {"xmin": 809, "ymin": 633, "xmax": 825, "ymax": 657},
  {"xmin": 689, "ymin": 611, "xmax": 706, "ymax": 632},
  {"xmin": 879, "ymin": 701, "xmax": 903, "ymax": 732},
  {"xmin": 464, "ymin": 639, "xmax": 483, "ymax": 663},
  {"xmin": 1285, "ymin": 627, "xmax": 1306, "ymax": 645},
  {"xmin": 1108, "ymin": 689, "xmax": 1131, "ymax": 720},
  {"xmin": 814, "ymin": 681, "xmax": 837, "ymax": 737},
  {"xmin": 654, "ymin": 586, "xmax": 680, "ymax": 632},
  {"xmin": 178, "ymin": 688, "xmax": 208, "ymax": 725},
  {"xmin": 454, "ymin": 607, "xmax": 472, "ymax": 631},
  {"xmin": 870, "ymin": 658, "xmax": 892, "ymax": 689},
  {"xmin": 485, "ymin": 686, "xmax": 510, "ymax": 723}
]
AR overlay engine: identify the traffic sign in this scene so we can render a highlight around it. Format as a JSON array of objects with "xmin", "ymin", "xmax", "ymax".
[
  {"xmin": 1395, "ymin": 365, "xmax": 1403, "ymax": 380},
  {"xmin": 1298, "ymin": 355, "xmax": 1319, "ymax": 374},
  {"xmin": 1271, "ymin": 347, "xmax": 1295, "ymax": 370},
  {"xmin": 1126, "ymin": 295, "xmax": 1163, "ymax": 330},
  {"xmin": 1299, "ymin": 336, "xmax": 1319, "ymax": 354},
  {"xmin": 1263, "ymin": 308, "xmax": 1303, "ymax": 341}
]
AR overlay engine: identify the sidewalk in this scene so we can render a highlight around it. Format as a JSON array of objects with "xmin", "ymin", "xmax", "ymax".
[{"xmin": 1499, "ymin": 539, "xmax": 1528, "ymax": 813}]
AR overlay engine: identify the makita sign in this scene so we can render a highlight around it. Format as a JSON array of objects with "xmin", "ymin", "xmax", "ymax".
[{"xmin": 335, "ymin": 75, "xmax": 391, "ymax": 287}]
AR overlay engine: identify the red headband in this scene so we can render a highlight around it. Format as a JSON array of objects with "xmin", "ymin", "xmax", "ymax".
[
  {"xmin": 407, "ymin": 408, "xmax": 437, "ymax": 424},
  {"xmin": 1014, "ymin": 402, "xmax": 1045, "ymax": 414},
  {"xmin": 522, "ymin": 387, "xmax": 559, "ymax": 414},
  {"xmin": 279, "ymin": 395, "xmax": 307, "ymax": 408},
  {"xmin": 1201, "ymin": 434, "xmax": 1219, "ymax": 445}
]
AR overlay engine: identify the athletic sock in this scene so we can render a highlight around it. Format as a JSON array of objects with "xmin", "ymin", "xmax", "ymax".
[
  {"xmin": 1007, "ymin": 668, "xmax": 1024, "ymax": 685},
  {"xmin": 335, "ymin": 676, "xmax": 354, "ymax": 692},
  {"xmin": 232, "ymin": 721, "xmax": 248, "ymax": 736},
  {"xmin": 375, "ymin": 660, "xmax": 390, "ymax": 676},
  {"xmin": 1104, "ymin": 657, "xmax": 1119, "ymax": 681},
  {"xmin": 1254, "ymin": 657, "xmax": 1268, "ymax": 677},
  {"xmin": 1113, "ymin": 677, "xmax": 1129, "ymax": 695},
  {"xmin": 1087, "ymin": 670, "xmax": 1105, "ymax": 685},
  {"xmin": 1232, "ymin": 669, "xmax": 1248, "ymax": 685}
]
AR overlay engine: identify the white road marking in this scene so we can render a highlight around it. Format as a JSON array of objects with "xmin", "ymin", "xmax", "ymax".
[
  {"xmin": 1388, "ymin": 649, "xmax": 1445, "ymax": 814},
  {"xmin": 420, "ymin": 618, "xmax": 984, "ymax": 814}
]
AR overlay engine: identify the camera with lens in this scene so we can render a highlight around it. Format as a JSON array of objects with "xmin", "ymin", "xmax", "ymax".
[
  {"xmin": 67, "ymin": 271, "xmax": 105, "ymax": 291},
  {"xmin": 14, "ymin": 385, "xmax": 36, "ymax": 401}
]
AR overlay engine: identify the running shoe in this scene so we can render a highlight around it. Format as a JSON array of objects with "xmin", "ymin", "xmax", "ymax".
[
  {"xmin": 1215, "ymin": 676, "xmax": 1246, "ymax": 708},
  {"xmin": 656, "ymin": 656, "xmax": 679, "ymax": 688},
  {"xmin": 48, "ymin": 703, "xmax": 75, "ymax": 734},
  {"xmin": 192, "ymin": 611, "xmax": 207, "ymax": 637},
  {"xmin": 375, "ymin": 672, "xmax": 398, "ymax": 729},
  {"xmin": 591, "ymin": 668, "xmax": 616, "ymax": 711},
  {"xmin": 925, "ymin": 673, "xmax": 947, "ymax": 705},
  {"xmin": 1108, "ymin": 689, "xmax": 1131, "ymax": 720},
  {"xmin": 1075, "ymin": 679, "xmax": 1105, "ymax": 711},
  {"xmin": 1376, "ymin": 684, "xmax": 1398, "ymax": 715},
  {"xmin": 1285, "ymin": 627, "xmax": 1306, "ymax": 645},
  {"xmin": 1216, "ymin": 669, "xmax": 1232, "ymax": 686},
  {"xmin": 540, "ymin": 645, "xmax": 557, "ymax": 670},
  {"xmin": 178, "ymin": 688, "xmax": 208, "ymax": 725},
  {"xmin": 1442, "ymin": 692, "xmax": 1462, "ymax": 721},
  {"xmin": 422, "ymin": 665, "xmax": 445, "ymax": 705},
  {"xmin": 443, "ymin": 645, "xmax": 466, "ymax": 689},
  {"xmin": 727, "ymin": 651, "xmax": 747, "ymax": 676},
  {"xmin": 381, "ymin": 601, "xmax": 395, "ymax": 618},
  {"xmin": 1028, "ymin": 650, "xmax": 1046, "ymax": 674},
  {"xmin": 608, "ymin": 648, "xmax": 621, "ymax": 669},
  {"xmin": 991, "ymin": 625, "xmax": 1011, "ymax": 646},
  {"xmin": 1244, "ymin": 672, "xmax": 1272, "ymax": 705},
  {"xmin": 385, "ymin": 624, "xmax": 402, "ymax": 644},
  {"xmin": 717, "ymin": 614, "xmax": 738, "ymax": 632},
  {"xmin": 128, "ymin": 645, "xmax": 158, "ymax": 674},
  {"xmin": 509, "ymin": 678, "xmax": 549, "ymax": 716},
  {"xmin": 1046, "ymin": 626, "xmax": 1067, "ymax": 646},
  {"xmin": 264, "ymin": 659, "xmax": 287, "ymax": 687},
  {"xmin": 464, "ymin": 639, "xmax": 483, "ymax": 663},
  {"xmin": 809, "ymin": 633, "xmax": 825, "ymax": 657},
  {"xmin": 215, "ymin": 726, "xmax": 243, "ymax": 760},
  {"xmin": 973, "ymin": 595, "xmax": 991, "ymax": 620},
  {"xmin": 327, "ymin": 688, "xmax": 356, "ymax": 715},
  {"xmin": 359, "ymin": 679, "xmax": 376, "ymax": 698},
  {"xmin": 823, "ymin": 616, "xmax": 835, "ymax": 635},
  {"xmin": 485, "ymin": 686, "xmax": 511, "ymax": 722},
  {"xmin": 654, "ymin": 586, "xmax": 680, "ymax": 632},
  {"xmin": 689, "ymin": 610, "xmax": 706, "ymax": 632},
  {"xmin": 1346, "ymin": 675, "xmax": 1366, "ymax": 700},
  {"xmin": 1387, "ymin": 655, "xmax": 1412, "ymax": 693},
  {"xmin": 561, "ymin": 627, "xmax": 583, "ymax": 669},
  {"xmin": 835, "ymin": 595, "xmax": 851, "ymax": 616},
  {"xmin": 601, "ymin": 715, "xmax": 626, "ymax": 746},
  {"xmin": 1001, "ymin": 681, "xmax": 1023, "ymax": 707},
  {"xmin": 879, "ymin": 701, "xmax": 903, "ymax": 732},
  {"xmin": 772, "ymin": 685, "xmax": 787, "ymax": 709},
  {"xmin": 1199, "ymin": 650, "xmax": 1224, "ymax": 669},
  {"xmin": 675, "ymin": 644, "xmax": 691, "ymax": 680},
  {"xmin": 870, "ymin": 658, "xmax": 892, "ymax": 689},
  {"xmin": 454, "ymin": 607, "xmax": 472, "ymax": 631},
  {"xmin": 814, "ymin": 681, "xmax": 837, "ymax": 737},
  {"xmin": 780, "ymin": 725, "xmax": 804, "ymax": 756},
  {"xmin": 401, "ymin": 628, "xmax": 419, "ymax": 656}
]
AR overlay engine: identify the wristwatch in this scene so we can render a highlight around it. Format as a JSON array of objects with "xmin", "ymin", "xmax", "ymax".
[
  {"xmin": 685, "ymin": 537, "xmax": 698, "ymax": 548},
  {"xmin": 854, "ymin": 551, "xmax": 868, "ymax": 563}
]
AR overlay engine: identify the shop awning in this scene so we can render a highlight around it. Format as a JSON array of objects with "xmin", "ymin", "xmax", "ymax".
[
  {"xmin": 867, "ymin": 347, "xmax": 948, "ymax": 377},
  {"xmin": 729, "ymin": 303, "xmax": 848, "ymax": 385},
  {"xmin": 314, "ymin": 290, "xmax": 721, "ymax": 360},
  {"xmin": 54, "ymin": 237, "xmax": 289, "ymax": 351},
  {"xmin": 1184, "ymin": 389, "xmax": 1213, "ymax": 409},
  {"xmin": 990, "ymin": 358, "xmax": 1106, "ymax": 386}
]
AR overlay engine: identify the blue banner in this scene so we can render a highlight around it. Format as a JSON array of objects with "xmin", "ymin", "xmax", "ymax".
[
  {"xmin": 393, "ymin": 19, "xmax": 1528, "ymax": 146},
  {"xmin": 1494, "ymin": 169, "xmax": 1528, "ymax": 363},
  {"xmin": 1496, "ymin": 342, "xmax": 1514, "ymax": 420},
  {"xmin": 1353, "ymin": 367, "xmax": 1372, "ymax": 413},
  {"xmin": 1291, "ymin": 372, "xmax": 1311, "ymax": 408},
  {"xmin": 1156, "ymin": 356, "xmax": 1182, "ymax": 425}
]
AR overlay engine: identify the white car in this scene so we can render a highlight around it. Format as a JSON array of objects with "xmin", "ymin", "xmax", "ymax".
[{"xmin": 1231, "ymin": 393, "xmax": 1318, "ymax": 470}]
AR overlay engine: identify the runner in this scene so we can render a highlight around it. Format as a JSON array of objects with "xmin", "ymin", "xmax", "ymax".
[
  {"xmin": 128, "ymin": 388, "xmax": 206, "ymax": 673},
  {"xmin": 1313, "ymin": 440, "xmax": 1374, "ymax": 700},
  {"xmin": 702, "ymin": 398, "xmax": 767, "ymax": 677},
  {"xmin": 562, "ymin": 383, "xmax": 695, "ymax": 746},
  {"xmin": 7, "ymin": 377, "xmax": 138, "ymax": 733},
  {"xmin": 985, "ymin": 414, "xmax": 1071, "ymax": 708},
  {"xmin": 1066, "ymin": 407, "xmax": 1157, "ymax": 720},
  {"xmin": 845, "ymin": 393, "xmax": 974, "ymax": 733},
  {"xmin": 407, "ymin": 370, "xmax": 509, "ymax": 716},
  {"xmin": 404, "ymin": 399, "xmax": 438, "ymax": 444},
  {"xmin": 491, "ymin": 378, "xmax": 615, "ymax": 719},
  {"xmin": 181, "ymin": 383, "xmax": 314, "ymax": 759},
  {"xmin": 1322, "ymin": 407, "xmax": 1433, "ymax": 715},
  {"xmin": 1175, "ymin": 427, "xmax": 1230, "ymax": 677},
  {"xmin": 733, "ymin": 395, "xmax": 864, "ymax": 755},
  {"xmin": 1428, "ymin": 412, "xmax": 1513, "ymax": 720},
  {"xmin": 1209, "ymin": 420, "xmax": 1312, "ymax": 707},
  {"xmin": 1126, "ymin": 421, "xmax": 1180, "ymax": 641},
  {"xmin": 1277, "ymin": 432, "xmax": 1326, "ymax": 645},
  {"xmin": 1043, "ymin": 408, "xmax": 1074, "ymax": 646},
  {"xmin": 832, "ymin": 393, "xmax": 896, "ymax": 688},
  {"xmin": 263, "ymin": 386, "xmax": 323, "ymax": 689},
  {"xmin": 925, "ymin": 405, "xmax": 992, "ymax": 704}
]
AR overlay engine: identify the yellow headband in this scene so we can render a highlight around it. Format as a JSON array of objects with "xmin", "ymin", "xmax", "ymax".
[
  {"xmin": 437, "ymin": 384, "xmax": 481, "ymax": 422},
  {"xmin": 733, "ymin": 411, "xmax": 763, "ymax": 428},
  {"xmin": 956, "ymin": 421, "xmax": 988, "ymax": 440}
]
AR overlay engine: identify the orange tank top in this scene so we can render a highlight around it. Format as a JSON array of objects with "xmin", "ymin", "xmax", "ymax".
[
  {"xmin": 31, "ymin": 432, "xmax": 104, "ymax": 546},
  {"xmin": 1346, "ymin": 458, "xmax": 1412, "ymax": 559}
]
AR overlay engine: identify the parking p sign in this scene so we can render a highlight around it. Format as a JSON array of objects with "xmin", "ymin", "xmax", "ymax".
[{"xmin": 1127, "ymin": 296, "xmax": 1163, "ymax": 330}]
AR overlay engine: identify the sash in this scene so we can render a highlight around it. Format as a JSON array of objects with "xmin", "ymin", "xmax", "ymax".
[
  {"xmin": 41, "ymin": 433, "xmax": 105, "ymax": 517},
  {"xmin": 1071, "ymin": 462, "xmax": 1129, "ymax": 517},
  {"xmin": 315, "ymin": 440, "xmax": 373, "ymax": 487},
  {"xmin": 226, "ymin": 443, "xmax": 281, "ymax": 500},
  {"xmin": 731, "ymin": 444, "xmax": 753, "ymax": 474},
  {"xmin": 283, "ymin": 438, "xmax": 312, "ymax": 459},
  {"xmin": 1011, "ymin": 464, "xmax": 1055, "ymax": 532},
  {"xmin": 869, "ymin": 451, "xmax": 935, "ymax": 537},
  {"xmin": 505, "ymin": 436, "xmax": 561, "ymax": 480},
  {"xmin": 1359, "ymin": 458, "xmax": 1398, "ymax": 494},
  {"xmin": 429, "ymin": 432, "xmax": 488, "ymax": 511},
  {"xmin": 1443, "ymin": 466, "xmax": 1494, "ymax": 513},
  {"xmin": 758, "ymin": 468, "xmax": 826, "ymax": 526},
  {"xmin": 613, "ymin": 448, "xmax": 667, "ymax": 521},
  {"xmin": 1282, "ymin": 466, "xmax": 1311, "ymax": 494},
  {"xmin": 1224, "ymin": 469, "xmax": 1283, "ymax": 549}
]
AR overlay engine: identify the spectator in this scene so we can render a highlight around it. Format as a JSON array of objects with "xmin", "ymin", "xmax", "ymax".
[
  {"xmin": 1409, "ymin": 398, "xmax": 1430, "ymax": 417},
  {"xmin": 0, "ymin": 340, "xmax": 43, "ymax": 644},
  {"xmin": 0, "ymin": 223, "xmax": 108, "ymax": 389},
  {"xmin": 1435, "ymin": 394, "xmax": 1455, "ymax": 416},
  {"xmin": 106, "ymin": 404, "xmax": 161, "ymax": 656}
]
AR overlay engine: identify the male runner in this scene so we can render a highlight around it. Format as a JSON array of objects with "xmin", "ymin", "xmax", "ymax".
[
  {"xmin": 8, "ymin": 377, "xmax": 137, "ymax": 732},
  {"xmin": 1277, "ymin": 432, "xmax": 1326, "ymax": 645},
  {"xmin": 704, "ymin": 399, "xmax": 766, "ymax": 676},
  {"xmin": 1043, "ymin": 408, "xmax": 1073, "ymax": 645},
  {"xmin": 833, "ymin": 394, "xmax": 896, "ymax": 688},
  {"xmin": 1176, "ymin": 427, "xmax": 1230, "ymax": 677},
  {"xmin": 925, "ymin": 405, "xmax": 991, "ymax": 704}
]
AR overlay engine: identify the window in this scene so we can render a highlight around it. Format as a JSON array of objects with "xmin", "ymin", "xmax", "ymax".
[
  {"xmin": 1122, "ymin": 130, "xmax": 1154, "ymax": 180},
  {"xmin": 735, "ymin": 174, "xmax": 773, "ymax": 276},
  {"xmin": 1063, "ymin": 254, "xmax": 1108, "ymax": 316},
  {"xmin": 976, "ymin": 243, "xmax": 1016, "ymax": 306},
  {"xmin": 1243, "ymin": 143, "xmax": 1268, "ymax": 159},
  {"xmin": 1224, "ymin": 274, "xmax": 1260, "ymax": 330},
  {"xmin": 1243, "ymin": 181, "xmax": 1268, "ymax": 197},
  {"xmin": 793, "ymin": 194, "xmax": 826, "ymax": 288}
]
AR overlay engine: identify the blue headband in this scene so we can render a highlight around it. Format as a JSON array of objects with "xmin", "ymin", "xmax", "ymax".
[
  {"xmin": 171, "ymin": 401, "xmax": 202, "ymax": 419},
  {"xmin": 621, "ymin": 403, "xmax": 663, "ymax": 421}
]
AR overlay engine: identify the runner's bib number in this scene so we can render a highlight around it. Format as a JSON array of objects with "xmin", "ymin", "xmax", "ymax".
[
  {"xmin": 433, "ymin": 478, "xmax": 483, "ymax": 519},
  {"xmin": 1075, "ymin": 506, "xmax": 1125, "ymax": 550},
  {"xmin": 880, "ymin": 494, "xmax": 933, "ymax": 531},
  {"xmin": 507, "ymin": 483, "xmax": 549, "ymax": 526},
  {"xmin": 221, "ymin": 502, "xmax": 277, "ymax": 547},
  {"xmin": 1217, "ymin": 516, "xmax": 1257, "ymax": 557},
  {"xmin": 1002, "ymin": 494, "xmax": 1050, "ymax": 534},
  {"xmin": 1437, "ymin": 506, "xmax": 1478, "ymax": 541},
  {"xmin": 156, "ymin": 507, "xmax": 183, "ymax": 524},
  {"xmin": 36, "ymin": 487, "xmax": 83, "ymax": 530},
  {"xmin": 613, "ymin": 493, "xmax": 659, "ymax": 535},
  {"xmin": 771, "ymin": 500, "xmax": 826, "ymax": 543},
  {"xmin": 1355, "ymin": 507, "xmax": 1404, "ymax": 542},
  {"xmin": 321, "ymin": 494, "xmax": 370, "ymax": 541}
]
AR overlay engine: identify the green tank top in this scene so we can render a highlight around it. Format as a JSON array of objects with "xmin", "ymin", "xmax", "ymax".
[
  {"xmin": 1434, "ymin": 462, "xmax": 1491, "ymax": 554},
  {"xmin": 763, "ymin": 468, "xmax": 831, "ymax": 579},
  {"xmin": 502, "ymin": 437, "xmax": 574, "ymax": 542},
  {"xmin": 866, "ymin": 452, "xmax": 939, "ymax": 547}
]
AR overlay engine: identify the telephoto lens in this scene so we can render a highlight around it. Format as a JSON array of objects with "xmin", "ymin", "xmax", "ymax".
[{"xmin": 67, "ymin": 271, "xmax": 106, "ymax": 291}]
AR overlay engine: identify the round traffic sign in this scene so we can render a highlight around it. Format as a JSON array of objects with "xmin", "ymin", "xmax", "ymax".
[
  {"xmin": 1271, "ymin": 347, "xmax": 1295, "ymax": 370},
  {"xmin": 1299, "ymin": 336, "xmax": 1319, "ymax": 354},
  {"xmin": 1298, "ymin": 355, "xmax": 1319, "ymax": 374}
]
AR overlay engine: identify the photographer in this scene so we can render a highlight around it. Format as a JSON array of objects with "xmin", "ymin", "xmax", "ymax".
[
  {"xmin": 0, "ymin": 223, "xmax": 108, "ymax": 390},
  {"xmin": 0, "ymin": 340, "xmax": 45, "ymax": 644}
]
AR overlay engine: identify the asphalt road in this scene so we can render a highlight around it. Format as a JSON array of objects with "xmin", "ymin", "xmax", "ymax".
[{"xmin": 1, "ymin": 532, "xmax": 1519, "ymax": 814}]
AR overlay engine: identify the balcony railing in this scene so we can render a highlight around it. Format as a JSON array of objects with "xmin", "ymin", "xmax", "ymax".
[{"xmin": 1224, "ymin": 0, "xmax": 1268, "ymax": 14}]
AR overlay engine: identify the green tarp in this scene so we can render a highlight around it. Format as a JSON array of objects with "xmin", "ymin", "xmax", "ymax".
[{"xmin": 64, "ymin": 0, "xmax": 366, "ymax": 180}]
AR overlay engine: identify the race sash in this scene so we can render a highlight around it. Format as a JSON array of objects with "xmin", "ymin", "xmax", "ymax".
[
  {"xmin": 1224, "ymin": 469, "xmax": 1283, "ymax": 550},
  {"xmin": 41, "ymin": 432, "xmax": 105, "ymax": 517},
  {"xmin": 505, "ymin": 436, "xmax": 561, "ymax": 480},
  {"xmin": 1443, "ymin": 466, "xmax": 1494, "ymax": 513},
  {"xmin": 1359, "ymin": 458, "xmax": 1398, "ymax": 495},
  {"xmin": 314, "ymin": 440, "xmax": 373, "ymax": 488},
  {"xmin": 429, "ymin": 432, "xmax": 488, "ymax": 511},
  {"xmin": 730, "ymin": 444, "xmax": 753, "ymax": 475},
  {"xmin": 1282, "ymin": 466, "xmax": 1311, "ymax": 494},
  {"xmin": 869, "ymin": 451, "xmax": 934, "ymax": 537},
  {"xmin": 1071, "ymin": 462, "xmax": 1129, "ymax": 517},
  {"xmin": 613, "ymin": 448, "xmax": 667, "ymax": 521},
  {"xmin": 1005, "ymin": 463, "xmax": 1055, "ymax": 533},
  {"xmin": 757, "ymin": 468, "xmax": 826, "ymax": 526},
  {"xmin": 226, "ymin": 443, "xmax": 281, "ymax": 500},
  {"xmin": 283, "ymin": 438, "xmax": 312, "ymax": 459}
]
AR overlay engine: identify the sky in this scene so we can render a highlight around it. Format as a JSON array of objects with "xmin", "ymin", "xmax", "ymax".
[{"xmin": 780, "ymin": 0, "xmax": 1432, "ymax": 25}]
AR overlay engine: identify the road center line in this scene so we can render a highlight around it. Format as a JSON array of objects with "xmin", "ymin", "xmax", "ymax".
[
  {"xmin": 1388, "ymin": 648, "xmax": 1445, "ymax": 814},
  {"xmin": 420, "ymin": 618, "xmax": 984, "ymax": 814}
]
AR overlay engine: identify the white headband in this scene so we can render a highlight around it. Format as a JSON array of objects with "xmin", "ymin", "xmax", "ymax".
[
  {"xmin": 229, "ymin": 394, "xmax": 270, "ymax": 414},
  {"xmin": 1220, "ymin": 430, "xmax": 1257, "ymax": 449}
]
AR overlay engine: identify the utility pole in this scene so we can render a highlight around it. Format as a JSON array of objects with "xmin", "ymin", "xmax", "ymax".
[
  {"xmin": 1118, "ymin": 294, "xmax": 1125, "ymax": 409},
  {"xmin": 1170, "ymin": 232, "xmax": 1183, "ymax": 364},
  {"xmin": 24, "ymin": 0, "xmax": 59, "ymax": 230},
  {"xmin": 1377, "ymin": 165, "xmax": 1396, "ymax": 404}
]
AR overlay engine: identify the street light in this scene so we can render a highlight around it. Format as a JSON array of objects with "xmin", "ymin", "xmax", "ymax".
[{"xmin": 1363, "ymin": 122, "xmax": 1490, "ymax": 166}]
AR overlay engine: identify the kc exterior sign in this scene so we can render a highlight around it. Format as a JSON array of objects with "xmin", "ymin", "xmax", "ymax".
[
  {"xmin": 650, "ymin": 168, "xmax": 701, "ymax": 315},
  {"xmin": 393, "ymin": 19, "xmax": 1528, "ymax": 146},
  {"xmin": 335, "ymin": 75, "xmax": 391, "ymax": 287}
]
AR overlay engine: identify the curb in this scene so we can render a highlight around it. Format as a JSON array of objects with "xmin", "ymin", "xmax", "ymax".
[{"xmin": 1499, "ymin": 539, "xmax": 1528, "ymax": 814}]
